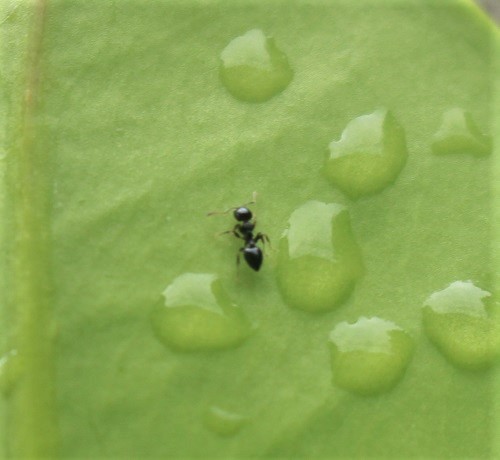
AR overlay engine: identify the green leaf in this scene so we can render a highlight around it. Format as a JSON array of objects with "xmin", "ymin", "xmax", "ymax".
[{"xmin": 1, "ymin": 0, "xmax": 498, "ymax": 457}]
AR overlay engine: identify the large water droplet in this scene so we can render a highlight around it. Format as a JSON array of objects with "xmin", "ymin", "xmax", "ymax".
[
  {"xmin": 203, "ymin": 405, "xmax": 247, "ymax": 436},
  {"xmin": 324, "ymin": 109, "xmax": 407, "ymax": 199},
  {"xmin": 329, "ymin": 317, "xmax": 414, "ymax": 396},
  {"xmin": 277, "ymin": 201, "xmax": 363, "ymax": 313},
  {"xmin": 422, "ymin": 281, "xmax": 499, "ymax": 370},
  {"xmin": 151, "ymin": 273, "xmax": 252, "ymax": 352},
  {"xmin": 219, "ymin": 29, "xmax": 293, "ymax": 103},
  {"xmin": 431, "ymin": 108, "xmax": 491, "ymax": 157},
  {"xmin": 0, "ymin": 349, "xmax": 20, "ymax": 397}
]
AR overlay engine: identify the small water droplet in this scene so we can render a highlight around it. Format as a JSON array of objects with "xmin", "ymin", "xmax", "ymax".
[
  {"xmin": 422, "ymin": 281, "xmax": 499, "ymax": 370},
  {"xmin": 203, "ymin": 405, "xmax": 247, "ymax": 436},
  {"xmin": 277, "ymin": 201, "xmax": 363, "ymax": 313},
  {"xmin": 329, "ymin": 317, "xmax": 414, "ymax": 396},
  {"xmin": 0, "ymin": 350, "xmax": 20, "ymax": 397},
  {"xmin": 219, "ymin": 29, "xmax": 293, "ymax": 103},
  {"xmin": 324, "ymin": 109, "xmax": 407, "ymax": 199},
  {"xmin": 151, "ymin": 273, "xmax": 252, "ymax": 352},
  {"xmin": 431, "ymin": 108, "xmax": 491, "ymax": 157}
]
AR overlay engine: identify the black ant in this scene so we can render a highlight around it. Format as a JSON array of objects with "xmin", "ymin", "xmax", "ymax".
[{"xmin": 208, "ymin": 197, "xmax": 269, "ymax": 271}]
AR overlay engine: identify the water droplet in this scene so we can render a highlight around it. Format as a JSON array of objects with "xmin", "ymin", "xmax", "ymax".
[
  {"xmin": 151, "ymin": 273, "xmax": 252, "ymax": 352},
  {"xmin": 203, "ymin": 405, "xmax": 247, "ymax": 436},
  {"xmin": 431, "ymin": 108, "xmax": 491, "ymax": 157},
  {"xmin": 324, "ymin": 109, "xmax": 407, "ymax": 199},
  {"xmin": 219, "ymin": 29, "xmax": 293, "ymax": 103},
  {"xmin": 329, "ymin": 317, "xmax": 414, "ymax": 396},
  {"xmin": 277, "ymin": 201, "xmax": 363, "ymax": 313},
  {"xmin": 422, "ymin": 281, "xmax": 499, "ymax": 370},
  {"xmin": 0, "ymin": 350, "xmax": 20, "ymax": 397}
]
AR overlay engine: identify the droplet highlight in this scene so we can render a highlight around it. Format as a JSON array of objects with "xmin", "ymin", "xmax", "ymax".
[
  {"xmin": 203, "ymin": 405, "xmax": 247, "ymax": 436},
  {"xmin": 220, "ymin": 29, "xmax": 293, "ymax": 103},
  {"xmin": 431, "ymin": 108, "xmax": 491, "ymax": 157},
  {"xmin": 422, "ymin": 281, "xmax": 499, "ymax": 370},
  {"xmin": 151, "ymin": 273, "xmax": 252, "ymax": 352},
  {"xmin": 277, "ymin": 201, "xmax": 363, "ymax": 313},
  {"xmin": 329, "ymin": 317, "xmax": 414, "ymax": 396},
  {"xmin": 324, "ymin": 109, "xmax": 407, "ymax": 199}
]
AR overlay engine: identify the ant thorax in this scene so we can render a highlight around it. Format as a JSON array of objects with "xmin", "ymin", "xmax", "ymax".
[{"xmin": 240, "ymin": 221, "xmax": 255, "ymax": 234}]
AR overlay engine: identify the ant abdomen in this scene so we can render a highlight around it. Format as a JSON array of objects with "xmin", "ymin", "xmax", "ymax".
[{"xmin": 243, "ymin": 246, "xmax": 263, "ymax": 271}]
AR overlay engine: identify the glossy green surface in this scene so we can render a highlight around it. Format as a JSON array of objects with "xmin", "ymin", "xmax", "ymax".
[
  {"xmin": 432, "ymin": 108, "xmax": 492, "ymax": 157},
  {"xmin": 422, "ymin": 280, "xmax": 499, "ymax": 370},
  {"xmin": 329, "ymin": 317, "xmax": 414, "ymax": 395},
  {"xmin": 1, "ymin": 0, "xmax": 498, "ymax": 458},
  {"xmin": 324, "ymin": 109, "xmax": 408, "ymax": 198},
  {"xmin": 152, "ymin": 273, "xmax": 252, "ymax": 351},
  {"xmin": 203, "ymin": 405, "xmax": 247, "ymax": 437},
  {"xmin": 277, "ymin": 201, "xmax": 363, "ymax": 312},
  {"xmin": 220, "ymin": 28, "xmax": 293, "ymax": 102}
]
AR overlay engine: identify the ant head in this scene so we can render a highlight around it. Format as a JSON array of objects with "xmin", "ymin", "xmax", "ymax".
[{"xmin": 233, "ymin": 207, "xmax": 252, "ymax": 222}]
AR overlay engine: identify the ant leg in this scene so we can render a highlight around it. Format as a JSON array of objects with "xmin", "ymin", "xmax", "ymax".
[
  {"xmin": 237, "ymin": 248, "xmax": 244, "ymax": 267},
  {"xmin": 217, "ymin": 225, "xmax": 243, "ymax": 239},
  {"xmin": 236, "ymin": 247, "xmax": 245, "ymax": 278},
  {"xmin": 232, "ymin": 229, "xmax": 243, "ymax": 239},
  {"xmin": 217, "ymin": 229, "xmax": 239, "ymax": 238},
  {"xmin": 255, "ymin": 232, "xmax": 271, "ymax": 247}
]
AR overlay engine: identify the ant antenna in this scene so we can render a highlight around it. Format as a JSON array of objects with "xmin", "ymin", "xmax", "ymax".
[
  {"xmin": 206, "ymin": 208, "xmax": 234, "ymax": 217},
  {"xmin": 206, "ymin": 192, "xmax": 258, "ymax": 217}
]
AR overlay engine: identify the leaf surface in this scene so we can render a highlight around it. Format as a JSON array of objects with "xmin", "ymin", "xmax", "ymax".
[{"xmin": 1, "ymin": 0, "xmax": 499, "ymax": 457}]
